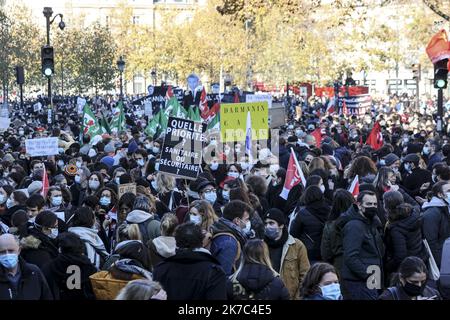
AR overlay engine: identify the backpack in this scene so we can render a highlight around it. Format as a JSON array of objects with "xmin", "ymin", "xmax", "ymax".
[
  {"xmin": 137, "ymin": 218, "xmax": 154, "ymax": 247},
  {"xmin": 212, "ymin": 232, "xmax": 242, "ymax": 273},
  {"xmin": 438, "ymin": 237, "xmax": 450, "ymax": 299}
]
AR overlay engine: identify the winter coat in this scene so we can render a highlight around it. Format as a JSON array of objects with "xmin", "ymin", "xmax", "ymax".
[
  {"xmin": 19, "ymin": 228, "xmax": 59, "ymax": 270},
  {"xmin": 338, "ymin": 204, "xmax": 384, "ymax": 282},
  {"xmin": 148, "ymin": 236, "xmax": 177, "ymax": 271},
  {"xmin": 153, "ymin": 249, "xmax": 227, "ymax": 300},
  {"xmin": 384, "ymin": 211, "xmax": 428, "ymax": 275},
  {"xmin": 278, "ymin": 235, "xmax": 310, "ymax": 299},
  {"xmin": 0, "ymin": 258, "xmax": 53, "ymax": 300},
  {"xmin": 422, "ymin": 197, "xmax": 450, "ymax": 267},
  {"xmin": 402, "ymin": 168, "xmax": 432, "ymax": 198},
  {"xmin": 1, "ymin": 205, "xmax": 27, "ymax": 227},
  {"xmin": 42, "ymin": 253, "xmax": 97, "ymax": 300},
  {"xmin": 290, "ymin": 200, "xmax": 330, "ymax": 263},
  {"xmin": 376, "ymin": 187, "xmax": 420, "ymax": 227},
  {"xmin": 68, "ymin": 227, "xmax": 109, "ymax": 269},
  {"xmin": 210, "ymin": 217, "xmax": 248, "ymax": 276},
  {"xmin": 379, "ymin": 284, "xmax": 441, "ymax": 300},
  {"xmin": 279, "ymin": 145, "xmax": 291, "ymax": 170},
  {"xmin": 321, "ymin": 219, "xmax": 344, "ymax": 276},
  {"xmin": 227, "ymin": 263, "xmax": 290, "ymax": 300},
  {"xmin": 266, "ymin": 183, "xmax": 286, "ymax": 212},
  {"xmin": 125, "ymin": 209, "xmax": 161, "ymax": 246},
  {"xmin": 427, "ymin": 152, "xmax": 443, "ymax": 171}
]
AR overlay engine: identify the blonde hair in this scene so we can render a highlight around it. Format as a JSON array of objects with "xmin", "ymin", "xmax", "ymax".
[
  {"xmin": 160, "ymin": 213, "xmax": 179, "ymax": 236},
  {"xmin": 117, "ymin": 222, "xmax": 142, "ymax": 242},
  {"xmin": 156, "ymin": 172, "xmax": 176, "ymax": 194},
  {"xmin": 230, "ymin": 239, "xmax": 278, "ymax": 282},
  {"xmin": 115, "ymin": 279, "xmax": 163, "ymax": 300},
  {"xmin": 190, "ymin": 200, "xmax": 218, "ymax": 231}
]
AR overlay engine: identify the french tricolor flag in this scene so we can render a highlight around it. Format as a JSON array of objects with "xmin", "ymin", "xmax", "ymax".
[{"xmin": 348, "ymin": 175, "xmax": 360, "ymax": 197}]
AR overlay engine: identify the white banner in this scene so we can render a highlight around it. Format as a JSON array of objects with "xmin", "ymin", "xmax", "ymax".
[
  {"xmin": 246, "ymin": 94, "xmax": 273, "ymax": 109},
  {"xmin": 25, "ymin": 137, "xmax": 59, "ymax": 157},
  {"xmin": 144, "ymin": 101, "xmax": 153, "ymax": 117},
  {"xmin": 0, "ymin": 117, "xmax": 10, "ymax": 130}
]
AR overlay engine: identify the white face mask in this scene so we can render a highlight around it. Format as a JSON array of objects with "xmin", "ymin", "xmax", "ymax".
[
  {"xmin": 189, "ymin": 214, "xmax": 202, "ymax": 225},
  {"xmin": 89, "ymin": 180, "xmax": 100, "ymax": 190},
  {"xmin": 51, "ymin": 196, "xmax": 63, "ymax": 207},
  {"xmin": 115, "ymin": 177, "xmax": 121, "ymax": 185},
  {"xmin": 228, "ymin": 172, "xmax": 239, "ymax": 179},
  {"xmin": 320, "ymin": 185, "xmax": 326, "ymax": 193},
  {"xmin": 210, "ymin": 162, "xmax": 219, "ymax": 171},
  {"xmin": 0, "ymin": 194, "xmax": 6, "ymax": 204},
  {"xmin": 137, "ymin": 159, "xmax": 145, "ymax": 167},
  {"xmin": 74, "ymin": 175, "xmax": 81, "ymax": 184},
  {"xmin": 76, "ymin": 161, "xmax": 82, "ymax": 168},
  {"xmin": 151, "ymin": 180, "xmax": 159, "ymax": 191},
  {"xmin": 6, "ymin": 198, "xmax": 14, "ymax": 209},
  {"xmin": 242, "ymin": 220, "xmax": 251, "ymax": 234},
  {"xmin": 48, "ymin": 228, "xmax": 58, "ymax": 239}
]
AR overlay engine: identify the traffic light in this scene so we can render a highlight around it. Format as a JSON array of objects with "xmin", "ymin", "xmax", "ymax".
[
  {"xmin": 41, "ymin": 45, "xmax": 54, "ymax": 77},
  {"xmin": 434, "ymin": 58, "xmax": 448, "ymax": 89},
  {"xmin": 15, "ymin": 66, "xmax": 24, "ymax": 85},
  {"xmin": 412, "ymin": 63, "xmax": 421, "ymax": 81}
]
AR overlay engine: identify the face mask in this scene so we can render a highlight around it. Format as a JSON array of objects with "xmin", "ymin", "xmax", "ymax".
[
  {"xmin": 295, "ymin": 129, "xmax": 303, "ymax": 137},
  {"xmin": 151, "ymin": 180, "xmax": 159, "ymax": 191},
  {"xmin": 76, "ymin": 161, "xmax": 82, "ymax": 168},
  {"xmin": 422, "ymin": 147, "xmax": 430, "ymax": 155},
  {"xmin": 240, "ymin": 162, "xmax": 250, "ymax": 171},
  {"xmin": 18, "ymin": 130, "xmax": 24, "ymax": 136},
  {"xmin": 362, "ymin": 207, "xmax": 378, "ymax": 220},
  {"xmin": 404, "ymin": 163, "xmax": 411, "ymax": 172},
  {"xmin": 210, "ymin": 162, "xmax": 219, "ymax": 171},
  {"xmin": 74, "ymin": 175, "xmax": 81, "ymax": 184},
  {"xmin": 152, "ymin": 147, "xmax": 160, "ymax": 154},
  {"xmin": 209, "ymin": 139, "xmax": 217, "ymax": 146},
  {"xmin": 89, "ymin": 180, "xmax": 100, "ymax": 190},
  {"xmin": 204, "ymin": 191, "xmax": 217, "ymax": 204},
  {"xmin": 264, "ymin": 226, "xmax": 280, "ymax": 240},
  {"xmin": 51, "ymin": 196, "xmax": 63, "ymax": 207},
  {"xmin": 222, "ymin": 190, "xmax": 230, "ymax": 201},
  {"xmin": 432, "ymin": 174, "xmax": 437, "ymax": 183},
  {"xmin": 0, "ymin": 253, "xmax": 19, "ymax": 269},
  {"xmin": 320, "ymin": 283, "xmax": 342, "ymax": 300},
  {"xmin": 57, "ymin": 160, "xmax": 64, "ymax": 168},
  {"xmin": 228, "ymin": 172, "xmax": 239, "ymax": 179},
  {"xmin": 189, "ymin": 214, "xmax": 202, "ymax": 225},
  {"xmin": 145, "ymin": 143, "xmax": 152, "ymax": 150},
  {"xmin": 379, "ymin": 159, "xmax": 386, "ymax": 166},
  {"xmin": 403, "ymin": 281, "xmax": 426, "ymax": 297},
  {"xmin": 48, "ymin": 228, "xmax": 59, "ymax": 239},
  {"xmin": 154, "ymin": 162, "xmax": 160, "ymax": 171},
  {"xmin": 445, "ymin": 192, "xmax": 450, "ymax": 204},
  {"xmin": 320, "ymin": 185, "xmax": 326, "ymax": 193},
  {"xmin": 137, "ymin": 159, "xmax": 145, "ymax": 167},
  {"xmin": 115, "ymin": 177, "xmax": 121, "ymax": 185},
  {"xmin": 100, "ymin": 197, "xmax": 111, "ymax": 206},
  {"xmin": 6, "ymin": 198, "xmax": 14, "ymax": 209},
  {"xmin": 0, "ymin": 194, "xmax": 6, "ymax": 204},
  {"xmin": 242, "ymin": 220, "xmax": 251, "ymax": 234},
  {"xmin": 88, "ymin": 149, "xmax": 97, "ymax": 158},
  {"xmin": 392, "ymin": 167, "xmax": 399, "ymax": 174}
]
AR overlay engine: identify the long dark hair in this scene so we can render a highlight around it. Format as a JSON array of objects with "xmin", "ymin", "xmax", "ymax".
[
  {"xmin": 300, "ymin": 262, "xmax": 337, "ymax": 299},
  {"xmin": 391, "ymin": 256, "xmax": 428, "ymax": 286},
  {"xmin": 329, "ymin": 189, "xmax": 355, "ymax": 221}
]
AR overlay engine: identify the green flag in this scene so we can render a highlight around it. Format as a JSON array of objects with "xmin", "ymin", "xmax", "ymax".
[
  {"xmin": 100, "ymin": 111, "xmax": 112, "ymax": 134},
  {"xmin": 187, "ymin": 106, "xmax": 201, "ymax": 122},
  {"xmin": 110, "ymin": 101, "xmax": 125, "ymax": 133},
  {"xmin": 167, "ymin": 97, "xmax": 187, "ymax": 119},
  {"xmin": 145, "ymin": 112, "xmax": 160, "ymax": 137},
  {"xmin": 82, "ymin": 104, "xmax": 102, "ymax": 138}
]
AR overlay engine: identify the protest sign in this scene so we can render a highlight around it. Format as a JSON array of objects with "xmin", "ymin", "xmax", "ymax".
[
  {"xmin": 0, "ymin": 117, "xmax": 10, "ymax": 130},
  {"xmin": 159, "ymin": 116, "xmax": 206, "ymax": 180},
  {"xmin": 220, "ymin": 102, "xmax": 269, "ymax": 142},
  {"xmin": 246, "ymin": 93, "xmax": 273, "ymax": 109},
  {"xmin": 144, "ymin": 101, "xmax": 153, "ymax": 116},
  {"xmin": 118, "ymin": 183, "xmax": 137, "ymax": 199},
  {"xmin": 25, "ymin": 137, "xmax": 58, "ymax": 157}
]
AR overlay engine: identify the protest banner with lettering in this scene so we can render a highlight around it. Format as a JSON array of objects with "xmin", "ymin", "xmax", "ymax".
[
  {"xmin": 118, "ymin": 183, "xmax": 137, "ymax": 200},
  {"xmin": 246, "ymin": 94, "xmax": 273, "ymax": 109},
  {"xmin": 25, "ymin": 137, "xmax": 59, "ymax": 157},
  {"xmin": 159, "ymin": 116, "xmax": 206, "ymax": 180},
  {"xmin": 220, "ymin": 102, "xmax": 269, "ymax": 142}
]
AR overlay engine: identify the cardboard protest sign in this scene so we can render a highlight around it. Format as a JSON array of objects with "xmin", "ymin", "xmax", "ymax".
[
  {"xmin": 25, "ymin": 137, "xmax": 58, "ymax": 157},
  {"xmin": 159, "ymin": 116, "xmax": 206, "ymax": 180},
  {"xmin": 220, "ymin": 102, "xmax": 269, "ymax": 142},
  {"xmin": 118, "ymin": 183, "xmax": 137, "ymax": 200}
]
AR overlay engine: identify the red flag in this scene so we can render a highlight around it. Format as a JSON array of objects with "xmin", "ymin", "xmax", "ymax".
[
  {"xmin": 311, "ymin": 128, "xmax": 323, "ymax": 148},
  {"xmin": 233, "ymin": 92, "xmax": 240, "ymax": 103},
  {"xmin": 366, "ymin": 121, "xmax": 383, "ymax": 150},
  {"xmin": 280, "ymin": 149, "xmax": 306, "ymax": 200},
  {"xmin": 41, "ymin": 164, "xmax": 49, "ymax": 199},
  {"xmin": 200, "ymin": 87, "xmax": 209, "ymax": 119},
  {"xmin": 342, "ymin": 100, "xmax": 348, "ymax": 115},
  {"xmin": 426, "ymin": 29, "xmax": 450, "ymax": 64},
  {"xmin": 348, "ymin": 175, "xmax": 359, "ymax": 197},
  {"xmin": 326, "ymin": 98, "xmax": 335, "ymax": 114},
  {"xmin": 204, "ymin": 102, "xmax": 220, "ymax": 122},
  {"xmin": 165, "ymin": 85, "xmax": 174, "ymax": 99}
]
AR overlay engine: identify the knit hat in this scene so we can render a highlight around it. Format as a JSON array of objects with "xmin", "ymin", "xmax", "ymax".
[
  {"xmin": 403, "ymin": 153, "xmax": 420, "ymax": 164},
  {"xmin": 128, "ymin": 141, "xmax": 138, "ymax": 153},
  {"xmin": 264, "ymin": 208, "xmax": 286, "ymax": 226},
  {"xmin": 27, "ymin": 181, "xmax": 43, "ymax": 195},
  {"xmin": 384, "ymin": 153, "xmax": 399, "ymax": 166},
  {"xmin": 100, "ymin": 156, "xmax": 114, "ymax": 169}
]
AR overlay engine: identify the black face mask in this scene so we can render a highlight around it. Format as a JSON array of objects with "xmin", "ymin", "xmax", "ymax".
[
  {"xmin": 363, "ymin": 207, "xmax": 378, "ymax": 220},
  {"xmin": 403, "ymin": 281, "xmax": 426, "ymax": 297}
]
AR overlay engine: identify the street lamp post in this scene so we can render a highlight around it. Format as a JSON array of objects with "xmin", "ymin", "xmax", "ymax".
[
  {"xmin": 42, "ymin": 7, "xmax": 64, "ymax": 118},
  {"xmin": 117, "ymin": 56, "xmax": 125, "ymax": 100},
  {"xmin": 151, "ymin": 69, "xmax": 157, "ymax": 86}
]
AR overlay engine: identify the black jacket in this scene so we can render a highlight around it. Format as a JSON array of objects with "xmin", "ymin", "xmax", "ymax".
[
  {"xmin": 266, "ymin": 183, "xmax": 286, "ymax": 212},
  {"xmin": 422, "ymin": 198, "xmax": 450, "ymax": 267},
  {"xmin": 19, "ymin": 228, "xmax": 59, "ymax": 270},
  {"xmin": 279, "ymin": 145, "xmax": 290, "ymax": 170},
  {"xmin": 290, "ymin": 200, "xmax": 330, "ymax": 263},
  {"xmin": 402, "ymin": 168, "xmax": 432, "ymax": 198},
  {"xmin": 227, "ymin": 263, "xmax": 290, "ymax": 300},
  {"xmin": 1, "ymin": 205, "xmax": 27, "ymax": 227},
  {"xmin": 42, "ymin": 253, "xmax": 97, "ymax": 300},
  {"xmin": 384, "ymin": 212, "xmax": 428, "ymax": 275},
  {"xmin": 321, "ymin": 220, "xmax": 344, "ymax": 276},
  {"xmin": 0, "ymin": 258, "xmax": 53, "ymax": 300},
  {"xmin": 338, "ymin": 204, "xmax": 384, "ymax": 282},
  {"xmin": 153, "ymin": 249, "xmax": 227, "ymax": 300},
  {"xmin": 379, "ymin": 284, "xmax": 441, "ymax": 300}
]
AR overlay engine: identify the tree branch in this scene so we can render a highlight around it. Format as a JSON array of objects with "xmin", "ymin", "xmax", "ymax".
[{"xmin": 423, "ymin": 0, "xmax": 450, "ymax": 21}]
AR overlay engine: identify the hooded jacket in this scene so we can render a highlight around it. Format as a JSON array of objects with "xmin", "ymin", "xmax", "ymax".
[
  {"xmin": 422, "ymin": 196, "xmax": 450, "ymax": 267},
  {"xmin": 337, "ymin": 204, "xmax": 384, "ymax": 282},
  {"xmin": 68, "ymin": 226, "xmax": 109, "ymax": 269},
  {"xmin": 153, "ymin": 249, "xmax": 227, "ymax": 300},
  {"xmin": 125, "ymin": 209, "xmax": 161, "ymax": 245},
  {"xmin": 227, "ymin": 263, "xmax": 290, "ymax": 300},
  {"xmin": 384, "ymin": 211, "xmax": 428, "ymax": 274},
  {"xmin": 149, "ymin": 236, "xmax": 176, "ymax": 270},
  {"xmin": 20, "ymin": 228, "xmax": 59, "ymax": 270}
]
